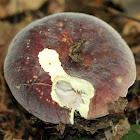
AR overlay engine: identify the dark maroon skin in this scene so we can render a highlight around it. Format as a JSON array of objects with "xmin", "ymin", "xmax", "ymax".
[{"xmin": 4, "ymin": 13, "xmax": 136, "ymax": 124}]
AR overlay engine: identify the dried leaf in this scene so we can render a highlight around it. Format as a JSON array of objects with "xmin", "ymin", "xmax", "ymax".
[
  {"xmin": 56, "ymin": 122, "xmax": 66, "ymax": 135},
  {"xmin": 0, "ymin": 0, "xmax": 48, "ymax": 18},
  {"xmin": 136, "ymin": 128, "xmax": 140, "ymax": 135},
  {"xmin": 123, "ymin": 14, "xmax": 140, "ymax": 36},
  {"xmin": 107, "ymin": 97, "xmax": 128, "ymax": 117},
  {"xmin": 48, "ymin": 0, "xmax": 65, "ymax": 14},
  {"xmin": 3, "ymin": 134, "xmax": 13, "ymax": 140},
  {"xmin": 105, "ymin": 118, "xmax": 130, "ymax": 140},
  {"xmin": 131, "ymin": 45, "xmax": 140, "ymax": 54}
]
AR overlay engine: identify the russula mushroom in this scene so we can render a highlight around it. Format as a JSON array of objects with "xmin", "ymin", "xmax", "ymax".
[{"xmin": 4, "ymin": 12, "xmax": 136, "ymax": 124}]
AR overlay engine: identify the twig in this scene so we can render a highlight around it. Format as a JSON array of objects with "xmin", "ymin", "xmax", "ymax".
[
  {"xmin": 105, "ymin": 6, "xmax": 140, "ymax": 23},
  {"xmin": 87, "ymin": 3, "xmax": 140, "ymax": 23},
  {"xmin": 135, "ymin": 110, "xmax": 139, "ymax": 125}
]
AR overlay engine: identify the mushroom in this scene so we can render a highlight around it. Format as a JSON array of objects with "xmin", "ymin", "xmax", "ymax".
[{"xmin": 4, "ymin": 12, "xmax": 136, "ymax": 124}]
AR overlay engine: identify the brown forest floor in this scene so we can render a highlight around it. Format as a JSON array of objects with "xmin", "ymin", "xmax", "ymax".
[{"xmin": 0, "ymin": 0, "xmax": 140, "ymax": 140}]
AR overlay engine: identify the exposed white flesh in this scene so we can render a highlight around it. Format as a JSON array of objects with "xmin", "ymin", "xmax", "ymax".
[
  {"xmin": 38, "ymin": 48, "xmax": 94, "ymax": 124},
  {"xmin": 55, "ymin": 81, "xmax": 78, "ymax": 108}
]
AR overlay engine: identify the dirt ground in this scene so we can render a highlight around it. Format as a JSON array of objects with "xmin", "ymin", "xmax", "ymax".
[{"xmin": 0, "ymin": 0, "xmax": 140, "ymax": 140}]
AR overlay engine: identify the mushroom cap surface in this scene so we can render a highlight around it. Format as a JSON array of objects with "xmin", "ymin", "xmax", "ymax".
[{"xmin": 4, "ymin": 12, "xmax": 136, "ymax": 124}]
